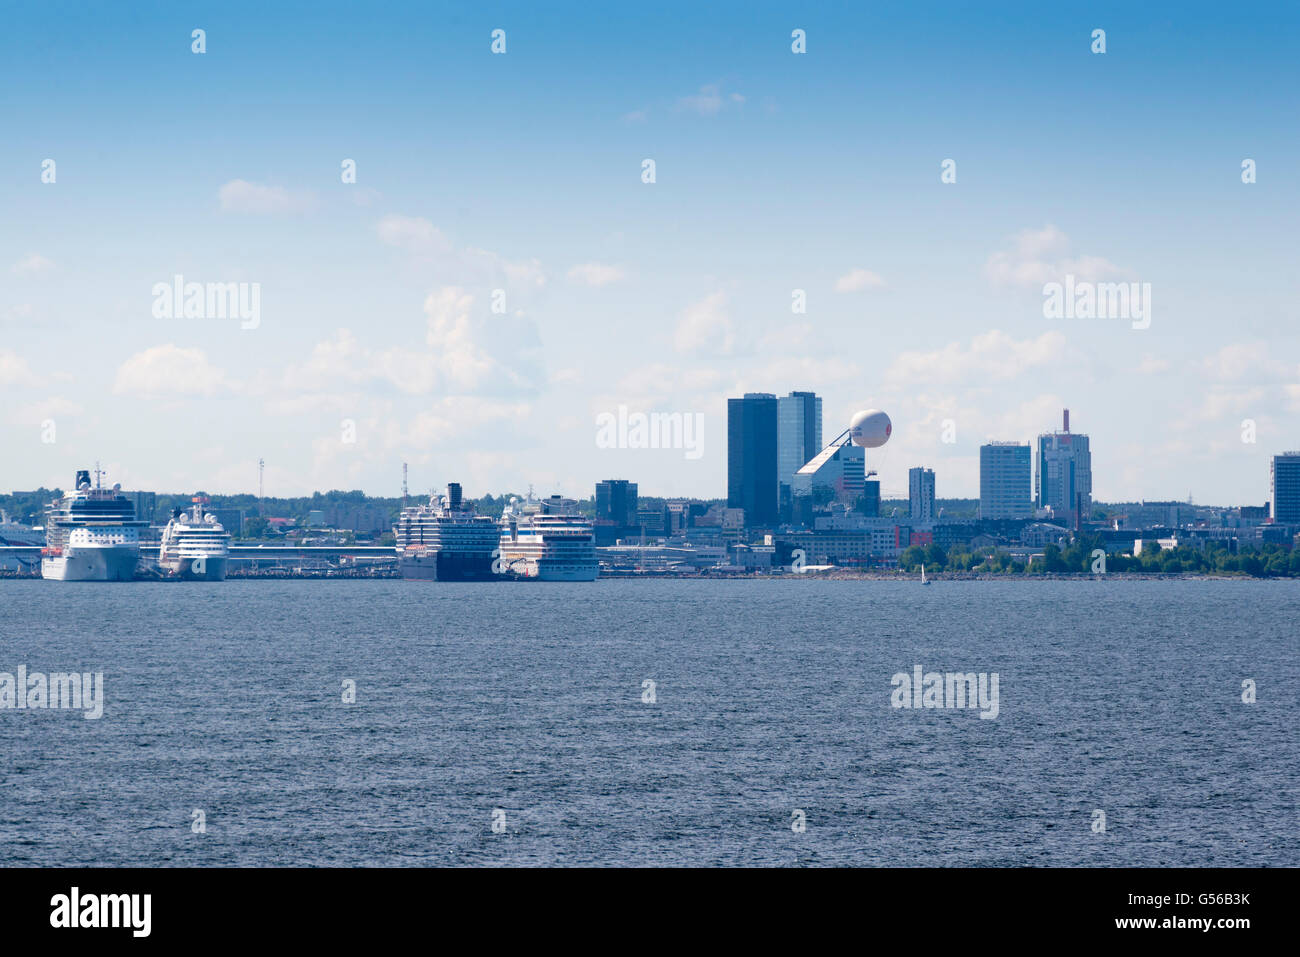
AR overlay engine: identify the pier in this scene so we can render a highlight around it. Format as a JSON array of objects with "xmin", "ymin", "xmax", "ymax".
[{"xmin": 0, "ymin": 544, "xmax": 398, "ymax": 578}]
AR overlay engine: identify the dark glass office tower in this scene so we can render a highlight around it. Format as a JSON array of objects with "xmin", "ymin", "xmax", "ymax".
[
  {"xmin": 595, "ymin": 479, "xmax": 638, "ymax": 526},
  {"xmin": 1272, "ymin": 453, "xmax": 1300, "ymax": 523},
  {"xmin": 727, "ymin": 393, "xmax": 779, "ymax": 527}
]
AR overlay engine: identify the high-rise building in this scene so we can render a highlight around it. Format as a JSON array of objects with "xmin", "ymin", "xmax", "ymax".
[
  {"xmin": 909, "ymin": 467, "xmax": 935, "ymax": 523},
  {"xmin": 209, "ymin": 507, "xmax": 245, "ymax": 537},
  {"xmin": 595, "ymin": 479, "xmax": 638, "ymax": 526},
  {"xmin": 793, "ymin": 442, "xmax": 865, "ymax": 504},
  {"xmin": 1271, "ymin": 452, "xmax": 1300, "ymax": 524},
  {"xmin": 861, "ymin": 478, "xmax": 881, "ymax": 517},
  {"xmin": 727, "ymin": 393, "xmax": 779, "ymax": 527},
  {"xmin": 126, "ymin": 490, "xmax": 157, "ymax": 525},
  {"xmin": 778, "ymin": 391, "xmax": 822, "ymax": 501},
  {"xmin": 980, "ymin": 442, "xmax": 1032, "ymax": 519},
  {"xmin": 1037, "ymin": 409, "xmax": 1092, "ymax": 527},
  {"xmin": 635, "ymin": 506, "xmax": 668, "ymax": 536}
]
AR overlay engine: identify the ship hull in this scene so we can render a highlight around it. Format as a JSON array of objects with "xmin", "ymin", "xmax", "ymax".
[
  {"xmin": 400, "ymin": 552, "xmax": 496, "ymax": 581},
  {"xmin": 166, "ymin": 556, "xmax": 229, "ymax": 581},
  {"xmin": 511, "ymin": 560, "xmax": 600, "ymax": 582},
  {"xmin": 41, "ymin": 546, "xmax": 140, "ymax": 582}
]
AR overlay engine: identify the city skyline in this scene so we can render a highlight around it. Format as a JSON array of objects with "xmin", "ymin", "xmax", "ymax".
[
  {"xmin": 2, "ymin": 2, "xmax": 1298, "ymax": 505},
  {"xmin": 2, "ymin": 400, "xmax": 1291, "ymax": 513}
]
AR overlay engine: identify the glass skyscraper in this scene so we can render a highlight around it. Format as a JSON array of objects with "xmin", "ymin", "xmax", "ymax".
[
  {"xmin": 1272, "ymin": 452, "xmax": 1300, "ymax": 523},
  {"xmin": 727, "ymin": 393, "xmax": 779, "ymax": 527},
  {"xmin": 777, "ymin": 391, "xmax": 822, "ymax": 516},
  {"xmin": 595, "ymin": 479, "xmax": 638, "ymax": 526}
]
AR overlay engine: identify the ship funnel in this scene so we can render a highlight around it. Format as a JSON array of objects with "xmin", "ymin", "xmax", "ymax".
[
  {"xmin": 447, "ymin": 483, "xmax": 463, "ymax": 509},
  {"xmin": 75, "ymin": 469, "xmax": 91, "ymax": 490}
]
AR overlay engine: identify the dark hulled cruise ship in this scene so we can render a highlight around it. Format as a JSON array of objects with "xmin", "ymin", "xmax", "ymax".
[{"xmin": 394, "ymin": 483, "xmax": 500, "ymax": 581}]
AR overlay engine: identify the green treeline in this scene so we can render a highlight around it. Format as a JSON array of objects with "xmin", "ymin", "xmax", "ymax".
[{"xmin": 899, "ymin": 536, "xmax": 1300, "ymax": 577}]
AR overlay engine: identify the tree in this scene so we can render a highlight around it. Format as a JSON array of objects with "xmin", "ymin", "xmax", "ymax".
[
  {"xmin": 899, "ymin": 545, "xmax": 925, "ymax": 571},
  {"xmin": 1041, "ymin": 544, "xmax": 1068, "ymax": 573}
]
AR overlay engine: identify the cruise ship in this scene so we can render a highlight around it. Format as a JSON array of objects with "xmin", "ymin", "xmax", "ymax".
[
  {"xmin": 158, "ymin": 495, "xmax": 231, "ymax": 580},
  {"xmin": 0, "ymin": 510, "xmax": 43, "ymax": 546},
  {"xmin": 395, "ymin": 483, "xmax": 500, "ymax": 581},
  {"xmin": 499, "ymin": 492, "xmax": 599, "ymax": 582},
  {"xmin": 41, "ymin": 469, "xmax": 147, "ymax": 581}
]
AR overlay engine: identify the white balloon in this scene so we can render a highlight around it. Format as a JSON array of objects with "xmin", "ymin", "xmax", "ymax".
[{"xmin": 850, "ymin": 409, "xmax": 892, "ymax": 448}]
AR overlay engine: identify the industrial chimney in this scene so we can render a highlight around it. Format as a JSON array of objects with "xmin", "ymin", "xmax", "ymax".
[{"xmin": 1063, "ymin": 408, "xmax": 1070, "ymax": 433}]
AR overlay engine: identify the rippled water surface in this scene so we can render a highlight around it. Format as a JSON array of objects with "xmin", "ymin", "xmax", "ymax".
[{"xmin": 1, "ymin": 578, "xmax": 1295, "ymax": 866}]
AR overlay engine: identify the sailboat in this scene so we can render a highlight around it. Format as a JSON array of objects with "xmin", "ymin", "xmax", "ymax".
[{"xmin": 921, "ymin": 563, "xmax": 931, "ymax": 585}]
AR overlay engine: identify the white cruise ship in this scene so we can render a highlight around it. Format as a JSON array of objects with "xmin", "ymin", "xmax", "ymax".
[
  {"xmin": 158, "ymin": 495, "xmax": 230, "ymax": 580},
  {"xmin": 41, "ymin": 469, "xmax": 146, "ymax": 582},
  {"xmin": 499, "ymin": 492, "xmax": 598, "ymax": 582}
]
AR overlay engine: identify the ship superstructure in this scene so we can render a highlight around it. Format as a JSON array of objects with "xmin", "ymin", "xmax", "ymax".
[
  {"xmin": 158, "ymin": 495, "xmax": 231, "ymax": 580},
  {"xmin": 499, "ymin": 492, "xmax": 598, "ymax": 582}
]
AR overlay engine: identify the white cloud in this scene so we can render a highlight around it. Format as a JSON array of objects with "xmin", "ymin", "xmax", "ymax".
[
  {"xmin": 6, "ymin": 396, "xmax": 83, "ymax": 426},
  {"xmin": 348, "ymin": 186, "xmax": 382, "ymax": 208},
  {"xmin": 1, "ymin": 304, "xmax": 34, "ymax": 323},
  {"xmin": 11, "ymin": 254, "xmax": 54, "ymax": 276},
  {"xmin": 496, "ymin": 255, "xmax": 546, "ymax": 288},
  {"xmin": 218, "ymin": 179, "xmax": 316, "ymax": 215},
  {"xmin": 1200, "ymin": 387, "xmax": 1267, "ymax": 420},
  {"xmin": 885, "ymin": 330, "xmax": 1068, "ymax": 385},
  {"xmin": 834, "ymin": 268, "xmax": 885, "ymax": 293},
  {"xmin": 737, "ymin": 355, "xmax": 861, "ymax": 391},
  {"xmin": 0, "ymin": 349, "xmax": 39, "ymax": 387},
  {"xmin": 423, "ymin": 286, "xmax": 544, "ymax": 393},
  {"xmin": 673, "ymin": 291, "xmax": 734, "ymax": 357},
  {"xmin": 985, "ymin": 225, "xmax": 1127, "ymax": 288},
  {"xmin": 1134, "ymin": 356, "xmax": 1171, "ymax": 375},
  {"xmin": 275, "ymin": 286, "xmax": 544, "ymax": 404},
  {"xmin": 1201, "ymin": 341, "xmax": 1288, "ymax": 381},
  {"xmin": 676, "ymin": 84, "xmax": 744, "ymax": 116},
  {"xmin": 405, "ymin": 397, "xmax": 533, "ymax": 446},
  {"xmin": 113, "ymin": 345, "xmax": 234, "ymax": 398},
  {"xmin": 376, "ymin": 214, "xmax": 452, "ymax": 257},
  {"xmin": 377, "ymin": 216, "xmax": 546, "ymax": 289},
  {"xmin": 280, "ymin": 329, "xmax": 397, "ymax": 394},
  {"xmin": 567, "ymin": 262, "xmax": 627, "ymax": 286},
  {"xmin": 602, "ymin": 364, "xmax": 729, "ymax": 412}
]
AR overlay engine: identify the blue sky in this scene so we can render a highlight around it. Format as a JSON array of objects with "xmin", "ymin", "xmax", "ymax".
[{"xmin": 2, "ymin": 1, "xmax": 1297, "ymax": 504}]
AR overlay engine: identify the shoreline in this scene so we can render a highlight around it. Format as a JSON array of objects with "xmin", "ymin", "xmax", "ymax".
[{"xmin": 0, "ymin": 570, "xmax": 1289, "ymax": 582}]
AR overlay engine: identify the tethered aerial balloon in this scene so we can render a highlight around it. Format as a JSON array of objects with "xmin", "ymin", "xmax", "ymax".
[
  {"xmin": 849, "ymin": 409, "xmax": 892, "ymax": 448},
  {"xmin": 796, "ymin": 408, "xmax": 892, "ymax": 477}
]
